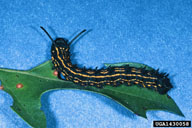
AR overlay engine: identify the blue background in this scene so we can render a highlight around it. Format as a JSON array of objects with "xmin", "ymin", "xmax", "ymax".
[{"xmin": 0, "ymin": 0, "xmax": 192, "ymax": 127}]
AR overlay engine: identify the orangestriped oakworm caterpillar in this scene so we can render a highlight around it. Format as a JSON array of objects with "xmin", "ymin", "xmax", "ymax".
[{"xmin": 40, "ymin": 26, "xmax": 173, "ymax": 94}]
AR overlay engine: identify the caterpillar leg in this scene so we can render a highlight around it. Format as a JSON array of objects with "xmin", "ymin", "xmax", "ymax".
[
  {"xmin": 57, "ymin": 71, "xmax": 62, "ymax": 79},
  {"xmin": 57, "ymin": 71, "xmax": 66, "ymax": 80}
]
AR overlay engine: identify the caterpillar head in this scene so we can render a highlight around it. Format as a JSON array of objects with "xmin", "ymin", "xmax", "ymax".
[
  {"xmin": 40, "ymin": 26, "xmax": 86, "ymax": 48},
  {"xmin": 53, "ymin": 38, "xmax": 69, "ymax": 49}
]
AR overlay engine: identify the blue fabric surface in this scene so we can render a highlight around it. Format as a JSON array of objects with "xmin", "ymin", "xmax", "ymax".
[{"xmin": 0, "ymin": 0, "xmax": 192, "ymax": 127}]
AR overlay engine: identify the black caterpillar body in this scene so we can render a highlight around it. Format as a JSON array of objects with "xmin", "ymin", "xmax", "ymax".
[{"xmin": 40, "ymin": 26, "xmax": 173, "ymax": 94}]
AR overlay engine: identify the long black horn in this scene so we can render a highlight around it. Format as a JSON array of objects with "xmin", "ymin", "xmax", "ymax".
[
  {"xmin": 40, "ymin": 26, "xmax": 54, "ymax": 42},
  {"xmin": 69, "ymin": 29, "xmax": 86, "ymax": 45}
]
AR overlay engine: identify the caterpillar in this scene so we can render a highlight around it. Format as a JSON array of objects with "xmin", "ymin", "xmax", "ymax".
[{"xmin": 40, "ymin": 26, "xmax": 173, "ymax": 94}]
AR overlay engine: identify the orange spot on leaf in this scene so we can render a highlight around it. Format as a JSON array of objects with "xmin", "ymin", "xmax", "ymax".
[
  {"xmin": 0, "ymin": 86, "xmax": 4, "ymax": 90},
  {"xmin": 16, "ymin": 83, "xmax": 23, "ymax": 88},
  {"xmin": 53, "ymin": 70, "xmax": 58, "ymax": 76}
]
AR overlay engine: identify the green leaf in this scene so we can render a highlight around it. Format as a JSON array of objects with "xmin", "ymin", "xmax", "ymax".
[{"xmin": 0, "ymin": 60, "xmax": 184, "ymax": 128}]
